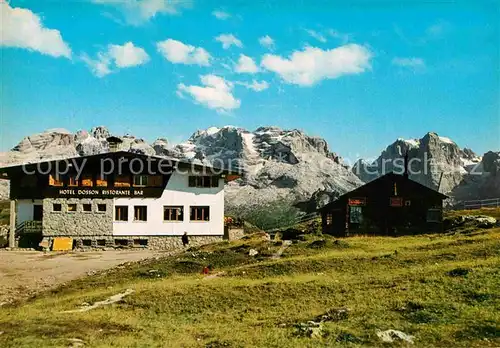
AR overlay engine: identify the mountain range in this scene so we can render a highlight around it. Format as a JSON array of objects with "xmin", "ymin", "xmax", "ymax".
[{"xmin": 0, "ymin": 126, "xmax": 498, "ymax": 213}]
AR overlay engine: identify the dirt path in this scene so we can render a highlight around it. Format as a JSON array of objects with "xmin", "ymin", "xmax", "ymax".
[{"xmin": 0, "ymin": 250, "xmax": 164, "ymax": 304}]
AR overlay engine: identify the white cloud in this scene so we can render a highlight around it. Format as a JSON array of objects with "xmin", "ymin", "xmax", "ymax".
[
  {"xmin": 215, "ymin": 34, "xmax": 243, "ymax": 49},
  {"xmin": 261, "ymin": 44, "xmax": 372, "ymax": 86},
  {"xmin": 237, "ymin": 79, "xmax": 269, "ymax": 92},
  {"xmin": 392, "ymin": 57, "xmax": 425, "ymax": 69},
  {"xmin": 235, "ymin": 54, "xmax": 259, "ymax": 74},
  {"xmin": 156, "ymin": 39, "xmax": 211, "ymax": 66},
  {"xmin": 82, "ymin": 42, "xmax": 149, "ymax": 77},
  {"xmin": 305, "ymin": 29, "xmax": 327, "ymax": 43},
  {"xmin": 0, "ymin": 1, "xmax": 71, "ymax": 58},
  {"xmin": 212, "ymin": 9, "xmax": 230, "ymax": 20},
  {"xmin": 177, "ymin": 75, "xmax": 241, "ymax": 113},
  {"xmin": 91, "ymin": 0, "xmax": 189, "ymax": 24},
  {"xmin": 258, "ymin": 35, "xmax": 275, "ymax": 49}
]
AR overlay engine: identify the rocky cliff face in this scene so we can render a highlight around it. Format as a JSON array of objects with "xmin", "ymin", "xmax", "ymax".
[
  {"xmin": 351, "ymin": 132, "xmax": 493, "ymax": 204},
  {"xmin": 162, "ymin": 126, "xmax": 362, "ymax": 212}
]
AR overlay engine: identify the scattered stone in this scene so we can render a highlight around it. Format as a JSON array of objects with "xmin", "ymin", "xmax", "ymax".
[
  {"xmin": 294, "ymin": 321, "xmax": 324, "ymax": 338},
  {"xmin": 62, "ymin": 289, "xmax": 134, "ymax": 313},
  {"xmin": 376, "ymin": 329, "xmax": 415, "ymax": 344},
  {"xmin": 272, "ymin": 240, "xmax": 292, "ymax": 259},
  {"xmin": 248, "ymin": 249, "xmax": 259, "ymax": 257},
  {"xmin": 336, "ymin": 331, "xmax": 362, "ymax": 343},
  {"xmin": 67, "ymin": 338, "xmax": 85, "ymax": 347},
  {"xmin": 315, "ymin": 307, "xmax": 349, "ymax": 322},
  {"xmin": 444, "ymin": 215, "xmax": 497, "ymax": 231}
]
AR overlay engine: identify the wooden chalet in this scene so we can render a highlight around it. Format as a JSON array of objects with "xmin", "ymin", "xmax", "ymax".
[{"xmin": 319, "ymin": 157, "xmax": 448, "ymax": 236}]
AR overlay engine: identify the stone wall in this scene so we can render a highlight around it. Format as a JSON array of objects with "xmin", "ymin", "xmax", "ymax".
[
  {"xmin": 42, "ymin": 198, "xmax": 113, "ymax": 237},
  {"xmin": 41, "ymin": 234, "xmax": 223, "ymax": 251},
  {"xmin": 148, "ymin": 235, "xmax": 223, "ymax": 250},
  {"xmin": 225, "ymin": 227, "xmax": 245, "ymax": 241}
]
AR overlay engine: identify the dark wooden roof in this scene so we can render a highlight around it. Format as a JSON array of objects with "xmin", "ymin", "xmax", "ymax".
[
  {"xmin": 319, "ymin": 172, "xmax": 448, "ymax": 211},
  {"xmin": 0, "ymin": 151, "xmax": 241, "ymax": 179}
]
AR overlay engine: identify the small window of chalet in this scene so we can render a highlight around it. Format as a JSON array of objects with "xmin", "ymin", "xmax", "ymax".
[
  {"xmin": 349, "ymin": 206, "xmax": 363, "ymax": 224},
  {"xmin": 97, "ymin": 204, "xmax": 107, "ymax": 212},
  {"xmin": 426, "ymin": 209, "xmax": 442, "ymax": 223},
  {"xmin": 53, "ymin": 203, "xmax": 62, "ymax": 212},
  {"xmin": 326, "ymin": 213, "xmax": 333, "ymax": 225},
  {"xmin": 49, "ymin": 174, "xmax": 64, "ymax": 187},
  {"xmin": 134, "ymin": 206, "xmax": 147, "ymax": 221},
  {"xmin": 83, "ymin": 204, "xmax": 92, "ymax": 212},
  {"xmin": 67, "ymin": 203, "xmax": 77, "ymax": 212},
  {"xmin": 133, "ymin": 175, "xmax": 148, "ymax": 187},
  {"xmin": 164, "ymin": 206, "xmax": 183, "ymax": 221},
  {"xmin": 115, "ymin": 206, "xmax": 129, "ymax": 221},
  {"xmin": 190, "ymin": 206, "xmax": 210, "ymax": 221},
  {"xmin": 115, "ymin": 175, "xmax": 130, "ymax": 187},
  {"xmin": 188, "ymin": 176, "xmax": 219, "ymax": 188}
]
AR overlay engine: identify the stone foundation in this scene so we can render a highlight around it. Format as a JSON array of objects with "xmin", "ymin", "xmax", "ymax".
[{"xmin": 42, "ymin": 235, "xmax": 223, "ymax": 251}]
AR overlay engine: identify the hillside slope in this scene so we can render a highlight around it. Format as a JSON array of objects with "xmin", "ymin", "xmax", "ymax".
[{"xmin": 0, "ymin": 229, "xmax": 498, "ymax": 347}]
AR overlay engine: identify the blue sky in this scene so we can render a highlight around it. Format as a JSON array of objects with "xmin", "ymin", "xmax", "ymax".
[{"xmin": 1, "ymin": 0, "xmax": 499, "ymax": 161}]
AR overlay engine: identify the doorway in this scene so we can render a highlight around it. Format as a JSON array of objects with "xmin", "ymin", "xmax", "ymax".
[{"xmin": 33, "ymin": 205, "xmax": 43, "ymax": 221}]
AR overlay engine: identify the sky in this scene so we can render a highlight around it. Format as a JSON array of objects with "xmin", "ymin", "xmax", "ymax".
[{"xmin": 1, "ymin": 0, "xmax": 499, "ymax": 161}]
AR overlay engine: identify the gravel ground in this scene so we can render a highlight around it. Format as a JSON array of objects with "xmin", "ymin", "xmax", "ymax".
[{"xmin": 0, "ymin": 249, "xmax": 165, "ymax": 304}]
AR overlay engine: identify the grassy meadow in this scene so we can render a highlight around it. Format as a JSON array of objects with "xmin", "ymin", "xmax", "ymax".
[{"xmin": 0, "ymin": 213, "xmax": 499, "ymax": 347}]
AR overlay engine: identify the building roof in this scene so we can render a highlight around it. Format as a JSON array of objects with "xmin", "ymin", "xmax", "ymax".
[
  {"xmin": 0, "ymin": 151, "xmax": 242, "ymax": 180},
  {"xmin": 319, "ymin": 172, "xmax": 448, "ymax": 211}
]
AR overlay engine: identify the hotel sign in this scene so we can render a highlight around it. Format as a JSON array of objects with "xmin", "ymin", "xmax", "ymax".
[
  {"xmin": 40, "ymin": 187, "xmax": 166, "ymax": 199},
  {"xmin": 58, "ymin": 188, "xmax": 145, "ymax": 197}
]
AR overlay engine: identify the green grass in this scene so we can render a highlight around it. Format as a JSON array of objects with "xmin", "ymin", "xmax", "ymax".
[
  {"xmin": 445, "ymin": 207, "xmax": 500, "ymax": 220},
  {"xmin": 0, "ymin": 229, "xmax": 499, "ymax": 347}
]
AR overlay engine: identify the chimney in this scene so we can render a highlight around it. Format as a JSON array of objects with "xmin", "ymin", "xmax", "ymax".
[
  {"xmin": 403, "ymin": 152, "xmax": 409, "ymax": 179},
  {"xmin": 106, "ymin": 136, "xmax": 123, "ymax": 153}
]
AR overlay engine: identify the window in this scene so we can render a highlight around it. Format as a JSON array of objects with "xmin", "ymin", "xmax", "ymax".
[
  {"xmin": 133, "ymin": 175, "xmax": 148, "ymax": 187},
  {"xmin": 83, "ymin": 204, "xmax": 92, "ymax": 212},
  {"xmin": 190, "ymin": 206, "xmax": 210, "ymax": 221},
  {"xmin": 68, "ymin": 175, "xmax": 78, "ymax": 187},
  {"xmin": 49, "ymin": 174, "xmax": 64, "ymax": 187},
  {"xmin": 164, "ymin": 206, "xmax": 183, "ymax": 221},
  {"xmin": 326, "ymin": 213, "xmax": 333, "ymax": 225},
  {"xmin": 115, "ymin": 175, "xmax": 130, "ymax": 187},
  {"xmin": 80, "ymin": 175, "xmax": 93, "ymax": 187},
  {"xmin": 188, "ymin": 176, "xmax": 219, "ymax": 188},
  {"xmin": 349, "ymin": 206, "xmax": 363, "ymax": 224},
  {"xmin": 53, "ymin": 203, "xmax": 62, "ymax": 212},
  {"xmin": 68, "ymin": 203, "xmax": 77, "ymax": 212},
  {"xmin": 427, "ymin": 209, "xmax": 442, "ymax": 222},
  {"xmin": 97, "ymin": 204, "xmax": 107, "ymax": 212},
  {"xmin": 134, "ymin": 206, "xmax": 147, "ymax": 221},
  {"xmin": 96, "ymin": 175, "xmax": 108, "ymax": 187},
  {"xmin": 149, "ymin": 175, "xmax": 163, "ymax": 187},
  {"xmin": 115, "ymin": 206, "xmax": 129, "ymax": 221}
]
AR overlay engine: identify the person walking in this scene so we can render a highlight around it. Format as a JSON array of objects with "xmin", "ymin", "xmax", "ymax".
[{"xmin": 182, "ymin": 232, "xmax": 189, "ymax": 247}]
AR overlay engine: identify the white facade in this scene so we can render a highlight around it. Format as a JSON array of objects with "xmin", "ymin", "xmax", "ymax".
[{"xmin": 112, "ymin": 171, "xmax": 224, "ymax": 236}]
